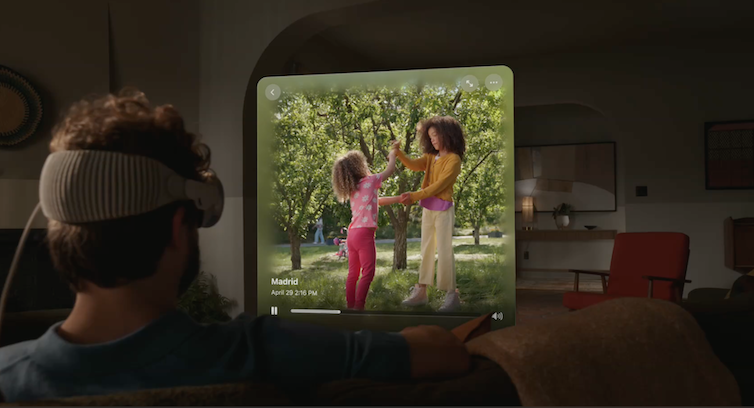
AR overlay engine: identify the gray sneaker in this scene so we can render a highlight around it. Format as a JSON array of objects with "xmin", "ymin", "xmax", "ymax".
[
  {"xmin": 402, "ymin": 285, "xmax": 428, "ymax": 306},
  {"xmin": 437, "ymin": 290, "xmax": 461, "ymax": 312}
]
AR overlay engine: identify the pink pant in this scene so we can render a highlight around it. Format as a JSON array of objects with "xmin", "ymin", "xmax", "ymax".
[{"xmin": 346, "ymin": 227, "xmax": 376, "ymax": 310}]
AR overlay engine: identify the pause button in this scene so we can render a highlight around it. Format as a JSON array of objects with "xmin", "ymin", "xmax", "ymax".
[{"xmin": 271, "ymin": 306, "xmax": 278, "ymax": 316}]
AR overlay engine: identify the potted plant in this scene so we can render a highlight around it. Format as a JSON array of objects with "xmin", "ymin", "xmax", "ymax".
[
  {"xmin": 178, "ymin": 271, "xmax": 236, "ymax": 324},
  {"xmin": 552, "ymin": 203, "xmax": 573, "ymax": 229}
]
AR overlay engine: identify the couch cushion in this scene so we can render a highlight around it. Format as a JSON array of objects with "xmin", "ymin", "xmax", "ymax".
[
  {"xmin": 562, "ymin": 291, "xmax": 625, "ymax": 310},
  {"xmin": 2, "ymin": 357, "xmax": 519, "ymax": 406}
]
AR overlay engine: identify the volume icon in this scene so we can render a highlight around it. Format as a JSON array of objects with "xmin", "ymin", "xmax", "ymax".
[{"xmin": 492, "ymin": 312, "xmax": 504, "ymax": 321}]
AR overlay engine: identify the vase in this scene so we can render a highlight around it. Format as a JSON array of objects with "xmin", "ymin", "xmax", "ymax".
[{"xmin": 555, "ymin": 215, "xmax": 570, "ymax": 229}]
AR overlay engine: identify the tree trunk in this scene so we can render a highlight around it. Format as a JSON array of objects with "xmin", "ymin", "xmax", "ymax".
[
  {"xmin": 473, "ymin": 223, "xmax": 481, "ymax": 245},
  {"xmin": 288, "ymin": 229, "xmax": 302, "ymax": 270},
  {"xmin": 393, "ymin": 209, "xmax": 409, "ymax": 270}
]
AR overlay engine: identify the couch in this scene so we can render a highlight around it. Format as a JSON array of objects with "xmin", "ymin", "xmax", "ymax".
[{"xmin": 1, "ymin": 295, "xmax": 751, "ymax": 406}]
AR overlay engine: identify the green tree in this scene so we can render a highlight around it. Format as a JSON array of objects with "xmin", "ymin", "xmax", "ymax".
[
  {"xmin": 453, "ymin": 88, "xmax": 507, "ymax": 244},
  {"xmin": 456, "ymin": 150, "xmax": 505, "ymax": 244},
  {"xmin": 271, "ymin": 84, "xmax": 506, "ymax": 269},
  {"xmin": 271, "ymin": 92, "xmax": 343, "ymax": 269}
]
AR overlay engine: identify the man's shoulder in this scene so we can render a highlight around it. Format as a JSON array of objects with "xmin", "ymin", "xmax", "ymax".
[
  {"xmin": 0, "ymin": 341, "xmax": 39, "ymax": 402},
  {"xmin": 0, "ymin": 340, "xmax": 36, "ymax": 374}
]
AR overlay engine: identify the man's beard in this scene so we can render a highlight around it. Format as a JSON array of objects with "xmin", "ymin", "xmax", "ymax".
[{"xmin": 177, "ymin": 232, "xmax": 201, "ymax": 297}]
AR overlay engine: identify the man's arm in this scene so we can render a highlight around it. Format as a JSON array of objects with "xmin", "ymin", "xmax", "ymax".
[{"xmin": 252, "ymin": 316, "xmax": 469, "ymax": 383}]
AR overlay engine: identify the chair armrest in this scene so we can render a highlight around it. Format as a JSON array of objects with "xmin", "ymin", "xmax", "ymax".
[
  {"xmin": 687, "ymin": 288, "xmax": 730, "ymax": 302},
  {"xmin": 642, "ymin": 275, "xmax": 692, "ymax": 284},
  {"xmin": 568, "ymin": 269, "xmax": 610, "ymax": 277}
]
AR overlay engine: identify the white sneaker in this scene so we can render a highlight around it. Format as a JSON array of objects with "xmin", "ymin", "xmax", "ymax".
[
  {"xmin": 402, "ymin": 285, "xmax": 428, "ymax": 306},
  {"xmin": 438, "ymin": 290, "xmax": 461, "ymax": 312}
]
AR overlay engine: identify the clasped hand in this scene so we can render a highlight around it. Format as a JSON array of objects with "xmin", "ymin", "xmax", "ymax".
[
  {"xmin": 399, "ymin": 193, "xmax": 411, "ymax": 205},
  {"xmin": 388, "ymin": 140, "xmax": 412, "ymax": 206}
]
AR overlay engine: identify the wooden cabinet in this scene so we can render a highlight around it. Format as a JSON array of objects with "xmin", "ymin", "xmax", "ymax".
[{"xmin": 724, "ymin": 217, "xmax": 754, "ymax": 272}]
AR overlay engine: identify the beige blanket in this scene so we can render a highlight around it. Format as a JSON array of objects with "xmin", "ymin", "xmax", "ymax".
[{"xmin": 466, "ymin": 297, "xmax": 741, "ymax": 406}]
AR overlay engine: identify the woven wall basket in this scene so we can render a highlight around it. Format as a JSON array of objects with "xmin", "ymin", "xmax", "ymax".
[{"xmin": 0, "ymin": 65, "xmax": 43, "ymax": 146}]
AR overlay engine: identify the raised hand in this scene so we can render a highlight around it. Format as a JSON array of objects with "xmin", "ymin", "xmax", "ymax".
[{"xmin": 391, "ymin": 140, "xmax": 401, "ymax": 151}]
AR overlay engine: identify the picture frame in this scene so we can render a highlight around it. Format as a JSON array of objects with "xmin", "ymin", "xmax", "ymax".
[
  {"xmin": 514, "ymin": 141, "xmax": 617, "ymax": 213},
  {"xmin": 704, "ymin": 120, "xmax": 754, "ymax": 190}
]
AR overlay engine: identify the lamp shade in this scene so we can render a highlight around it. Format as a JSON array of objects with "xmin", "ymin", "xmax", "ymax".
[{"xmin": 522, "ymin": 196, "xmax": 534, "ymax": 223}]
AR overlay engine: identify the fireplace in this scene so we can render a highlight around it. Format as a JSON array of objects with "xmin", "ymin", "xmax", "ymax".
[{"xmin": 0, "ymin": 229, "xmax": 74, "ymax": 312}]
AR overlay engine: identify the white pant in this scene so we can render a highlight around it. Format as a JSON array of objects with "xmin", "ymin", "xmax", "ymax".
[{"xmin": 418, "ymin": 206, "xmax": 456, "ymax": 292}]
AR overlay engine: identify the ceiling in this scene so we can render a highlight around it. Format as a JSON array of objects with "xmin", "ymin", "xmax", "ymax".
[{"xmin": 314, "ymin": 0, "xmax": 754, "ymax": 68}]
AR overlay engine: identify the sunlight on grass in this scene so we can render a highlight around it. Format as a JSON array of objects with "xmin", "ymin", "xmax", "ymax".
[{"xmin": 271, "ymin": 236, "xmax": 511, "ymax": 313}]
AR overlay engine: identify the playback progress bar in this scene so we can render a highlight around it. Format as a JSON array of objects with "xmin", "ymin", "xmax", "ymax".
[{"xmin": 290, "ymin": 309, "xmax": 341, "ymax": 315}]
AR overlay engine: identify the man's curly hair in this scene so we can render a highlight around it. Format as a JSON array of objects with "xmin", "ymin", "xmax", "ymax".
[
  {"xmin": 46, "ymin": 88, "xmax": 211, "ymax": 290},
  {"xmin": 418, "ymin": 116, "xmax": 467, "ymax": 159},
  {"xmin": 332, "ymin": 151, "xmax": 369, "ymax": 203}
]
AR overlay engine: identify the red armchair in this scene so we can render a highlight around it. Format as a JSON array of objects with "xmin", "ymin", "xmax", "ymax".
[{"xmin": 562, "ymin": 232, "xmax": 691, "ymax": 310}]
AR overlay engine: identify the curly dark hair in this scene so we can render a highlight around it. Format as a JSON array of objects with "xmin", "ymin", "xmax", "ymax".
[
  {"xmin": 332, "ymin": 151, "xmax": 369, "ymax": 203},
  {"xmin": 418, "ymin": 116, "xmax": 467, "ymax": 159},
  {"xmin": 46, "ymin": 88, "xmax": 210, "ymax": 290}
]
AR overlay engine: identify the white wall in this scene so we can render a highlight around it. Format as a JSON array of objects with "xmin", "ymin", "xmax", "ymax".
[
  {"xmin": 506, "ymin": 40, "xmax": 754, "ymax": 294},
  {"xmin": 108, "ymin": 0, "xmax": 201, "ymax": 128},
  {"xmin": 0, "ymin": 0, "xmax": 108, "ymax": 228}
]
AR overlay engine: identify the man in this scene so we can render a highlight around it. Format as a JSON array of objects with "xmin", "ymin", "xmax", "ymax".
[
  {"xmin": 0, "ymin": 90, "xmax": 470, "ymax": 402},
  {"xmin": 313, "ymin": 217, "xmax": 325, "ymax": 244}
]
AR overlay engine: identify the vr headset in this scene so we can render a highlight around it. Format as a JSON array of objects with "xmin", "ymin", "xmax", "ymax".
[{"xmin": 0, "ymin": 150, "xmax": 225, "ymax": 338}]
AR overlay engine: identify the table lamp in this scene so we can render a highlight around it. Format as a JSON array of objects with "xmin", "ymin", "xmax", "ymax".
[{"xmin": 522, "ymin": 196, "xmax": 534, "ymax": 230}]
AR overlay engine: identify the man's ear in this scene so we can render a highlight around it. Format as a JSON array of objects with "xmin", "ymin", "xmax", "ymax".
[{"xmin": 170, "ymin": 206, "xmax": 186, "ymax": 248}]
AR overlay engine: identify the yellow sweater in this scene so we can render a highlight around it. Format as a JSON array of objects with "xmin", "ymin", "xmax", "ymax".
[{"xmin": 396, "ymin": 150, "xmax": 462, "ymax": 204}]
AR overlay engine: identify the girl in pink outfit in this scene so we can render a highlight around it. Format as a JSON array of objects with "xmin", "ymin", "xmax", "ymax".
[{"xmin": 332, "ymin": 150, "xmax": 398, "ymax": 310}]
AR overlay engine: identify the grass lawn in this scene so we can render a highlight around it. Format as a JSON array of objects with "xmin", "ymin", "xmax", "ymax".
[{"xmin": 269, "ymin": 237, "xmax": 513, "ymax": 313}]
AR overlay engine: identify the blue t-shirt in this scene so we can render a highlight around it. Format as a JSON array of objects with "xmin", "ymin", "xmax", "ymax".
[{"xmin": 0, "ymin": 311, "xmax": 411, "ymax": 402}]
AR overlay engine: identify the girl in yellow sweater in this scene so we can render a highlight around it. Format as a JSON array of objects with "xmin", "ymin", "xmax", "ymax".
[{"xmin": 392, "ymin": 116, "xmax": 466, "ymax": 312}]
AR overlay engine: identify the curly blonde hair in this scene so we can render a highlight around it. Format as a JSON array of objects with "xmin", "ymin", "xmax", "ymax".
[
  {"xmin": 332, "ymin": 151, "xmax": 369, "ymax": 203},
  {"xmin": 46, "ymin": 88, "xmax": 210, "ymax": 290}
]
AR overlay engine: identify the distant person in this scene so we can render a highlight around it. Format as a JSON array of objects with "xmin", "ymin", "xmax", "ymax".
[
  {"xmin": 392, "ymin": 116, "xmax": 466, "ymax": 312},
  {"xmin": 0, "ymin": 91, "xmax": 470, "ymax": 403},
  {"xmin": 313, "ymin": 217, "xmax": 325, "ymax": 244},
  {"xmin": 332, "ymin": 149, "xmax": 399, "ymax": 310}
]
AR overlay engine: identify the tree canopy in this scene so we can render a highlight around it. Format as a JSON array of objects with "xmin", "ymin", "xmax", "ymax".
[{"xmin": 271, "ymin": 83, "xmax": 507, "ymax": 269}]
